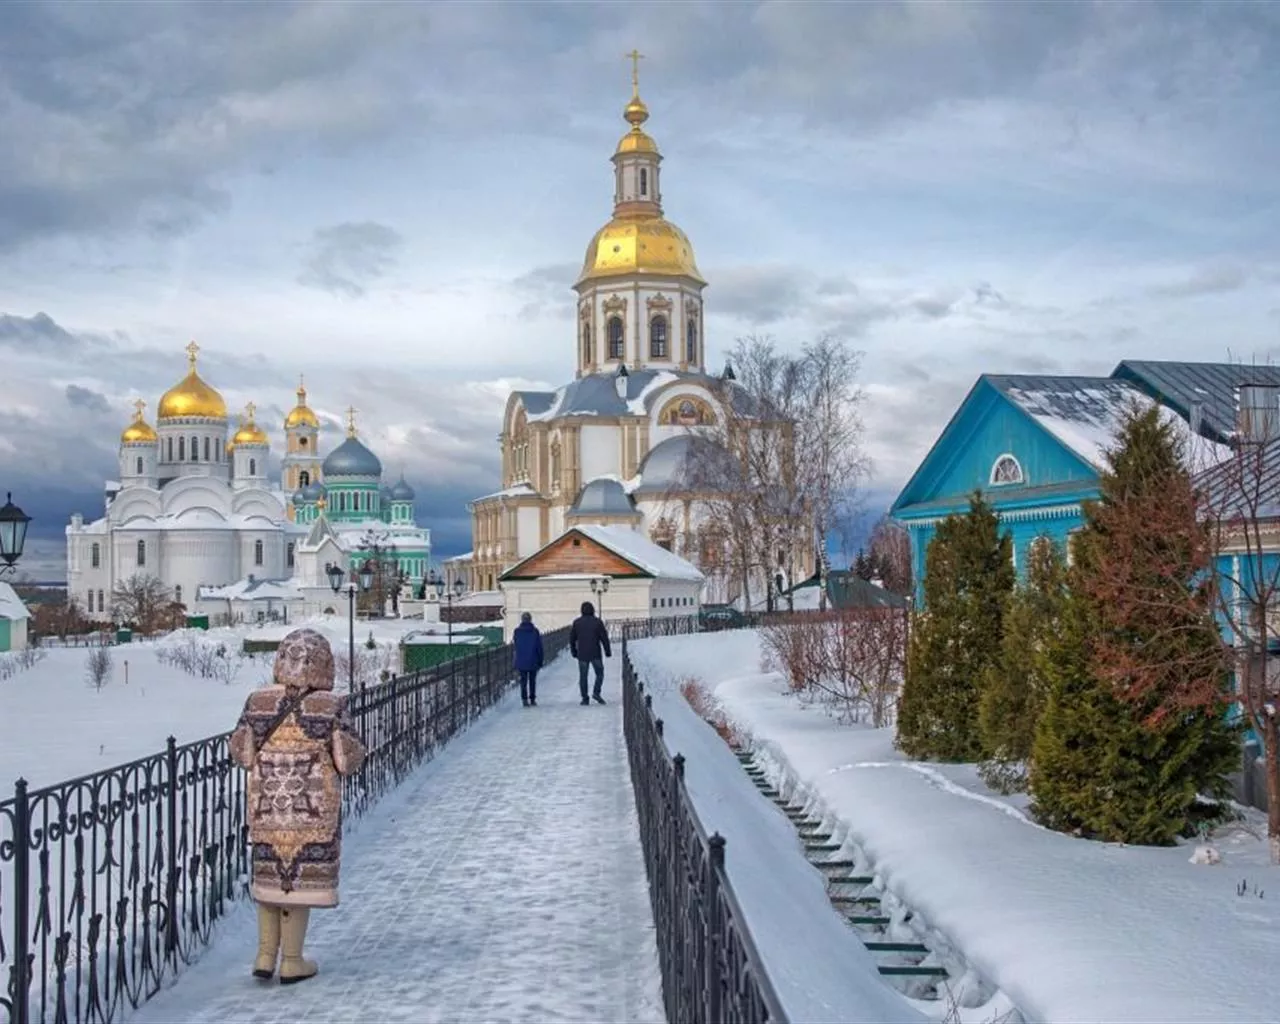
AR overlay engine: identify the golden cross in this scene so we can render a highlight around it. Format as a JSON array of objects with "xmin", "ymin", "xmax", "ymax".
[
  {"xmin": 133, "ymin": 398, "xmax": 146, "ymax": 420},
  {"xmin": 185, "ymin": 340, "xmax": 200, "ymax": 369},
  {"xmin": 245, "ymin": 401, "xmax": 256, "ymax": 422},
  {"xmin": 346, "ymin": 405, "xmax": 358, "ymax": 437},
  {"xmin": 625, "ymin": 49, "xmax": 644, "ymax": 94}
]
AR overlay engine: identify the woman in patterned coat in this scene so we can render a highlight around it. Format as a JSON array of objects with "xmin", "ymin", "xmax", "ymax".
[{"xmin": 230, "ymin": 627, "xmax": 366, "ymax": 984}]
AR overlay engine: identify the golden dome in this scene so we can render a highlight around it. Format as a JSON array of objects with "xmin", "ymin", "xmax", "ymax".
[
  {"xmin": 157, "ymin": 341, "xmax": 228, "ymax": 420},
  {"xmin": 578, "ymin": 215, "xmax": 705, "ymax": 285},
  {"xmin": 232, "ymin": 403, "xmax": 269, "ymax": 446},
  {"xmin": 121, "ymin": 399, "xmax": 157, "ymax": 444},
  {"xmin": 285, "ymin": 378, "xmax": 320, "ymax": 429},
  {"xmin": 615, "ymin": 128, "xmax": 659, "ymax": 155}
]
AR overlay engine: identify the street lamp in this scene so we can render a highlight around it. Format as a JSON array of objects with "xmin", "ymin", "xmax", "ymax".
[
  {"xmin": 590, "ymin": 576, "xmax": 610, "ymax": 620},
  {"xmin": 432, "ymin": 570, "xmax": 466, "ymax": 649},
  {"xmin": 327, "ymin": 561, "xmax": 372, "ymax": 693},
  {"xmin": 0, "ymin": 492, "xmax": 32, "ymax": 578}
]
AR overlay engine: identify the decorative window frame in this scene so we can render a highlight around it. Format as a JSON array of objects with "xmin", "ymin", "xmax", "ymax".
[{"xmin": 989, "ymin": 453, "xmax": 1025, "ymax": 487}]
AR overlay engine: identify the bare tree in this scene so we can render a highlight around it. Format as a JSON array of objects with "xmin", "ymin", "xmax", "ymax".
[
  {"xmin": 86, "ymin": 646, "xmax": 113, "ymax": 690},
  {"xmin": 682, "ymin": 334, "xmax": 867, "ymax": 610},
  {"xmin": 866, "ymin": 515, "xmax": 913, "ymax": 597},
  {"xmin": 111, "ymin": 574, "xmax": 174, "ymax": 634},
  {"xmin": 32, "ymin": 594, "xmax": 89, "ymax": 639},
  {"xmin": 356, "ymin": 530, "xmax": 400, "ymax": 618}
]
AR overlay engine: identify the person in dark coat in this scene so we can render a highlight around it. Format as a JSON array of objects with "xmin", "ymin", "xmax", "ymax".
[
  {"xmin": 512, "ymin": 611, "xmax": 544, "ymax": 706},
  {"xmin": 569, "ymin": 601, "xmax": 611, "ymax": 705}
]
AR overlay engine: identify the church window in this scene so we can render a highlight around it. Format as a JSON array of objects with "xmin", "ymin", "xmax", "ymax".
[
  {"xmin": 136, "ymin": 456, "xmax": 143, "ymax": 475},
  {"xmin": 582, "ymin": 324, "xmax": 592, "ymax": 366},
  {"xmin": 137, "ymin": 540, "xmax": 146, "ymax": 567},
  {"xmin": 97, "ymin": 589, "xmax": 104, "ymax": 612},
  {"xmin": 254, "ymin": 540, "xmax": 264, "ymax": 567},
  {"xmin": 607, "ymin": 316, "xmax": 624, "ymax": 360},
  {"xmin": 167, "ymin": 437, "xmax": 173, "ymax": 462},
  {"xmin": 174, "ymin": 585, "xmax": 182, "ymax": 606},
  {"xmin": 91, "ymin": 542, "xmax": 100, "ymax": 569},
  {"xmin": 300, "ymin": 471, "xmax": 310, "ymax": 487},
  {"xmin": 990, "ymin": 454, "xmax": 1024, "ymax": 486},
  {"xmin": 639, "ymin": 168, "xmax": 648, "ymax": 196},
  {"xmin": 190, "ymin": 436, "xmax": 198, "ymax": 462},
  {"xmin": 178, "ymin": 436, "xmax": 185, "ymax": 461},
  {"xmin": 87, "ymin": 589, "xmax": 94, "ymax": 613},
  {"xmin": 249, "ymin": 458, "xmax": 257, "ymax": 477},
  {"xmin": 204, "ymin": 437, "xmax": 210, "ymax": 461},
  {"xmin": 687, "ymin": 319, "xmax": 698, "ymax": 363},
  {"xmin": 300, "ymin": 436, "xmax": 308, "ymax": 448},
  {"xmin": 287, "ymin": 542, "xmax": 295, "ymax": 569},
  {"xmin": 649, "ymin": 315, "xmax": 668, "ymax": 359}
]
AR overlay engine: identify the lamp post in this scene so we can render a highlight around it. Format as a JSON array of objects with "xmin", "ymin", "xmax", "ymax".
[
  {"xmin": 431, "ymin": 570, "xmax": 466, "ymax": 649},
  {"xmin": 0, "ymin": 492, "xmax": 32, "ymax": 579},
  {"xmin": 327, "ymin": 560, "xmax": 374, "ymax": 693},
  {"xmin": 590, "ymin": 576, "xmax": 610, "ymax": 621}
]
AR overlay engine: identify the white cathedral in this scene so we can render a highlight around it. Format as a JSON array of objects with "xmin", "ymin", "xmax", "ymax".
[
  {"xmin": 66, "ymin": 343, "xmax": 432, "ymax": 623},
  {"xmin": 464, "ymin": 65, "xmax": 815, "ymax": 603}
]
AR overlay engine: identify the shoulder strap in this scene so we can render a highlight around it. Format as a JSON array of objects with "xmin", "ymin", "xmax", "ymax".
[{"xmin": 260, "ymin": 689, "xmax": 309, "ymax": 746}]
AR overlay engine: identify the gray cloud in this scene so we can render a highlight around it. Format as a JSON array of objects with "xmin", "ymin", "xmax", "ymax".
[
  {"xmin": 64, "ymin": 384, "xmax": 111, "ymax": 415},
  {"xmin": 511, "ymin": 263, "xmax": 578, "ymax": 320},
  {"xmin": 1147, "ymin": 262, "xmax": 1252, "ymax": 299},
  {"xmin": 0, "ymin": 311, "xmax": 90, "ymax": 351},
  {"xmin": 298, "ymin": 221, "xmax": 405, "ymax": 298}
]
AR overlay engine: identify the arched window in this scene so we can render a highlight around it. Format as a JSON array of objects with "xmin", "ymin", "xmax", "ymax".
[
  {"xmin": 174, "ymin": 584, "xmax": 182, "ymax": 606},
  {"xmin": 178, "ymin": 436, "xmax": 185, "ymax": 461},
  {"xmin": 136, "ymin": 540, "xmax": 146, "ymax": 567},
  {"xmin": 97, "ymin": 589, "xmax": 104, "ymax": 612},
  {"xmin": 91, "ymin": 543, "xmax": 100, "ymax": 569},
  {"xmin": 649, "ymin": 315, "xmax": 668, "ymax": 359},
  {"xmin": 582, "ymin": 324, "xmax": 592, "ymax": 366},
  {"xmin": 135, "ymin": 456, "xmax": 144, "ymax": 475},
  {"xmin": 87, "ymin": 589, "xmax": 94, "ymax": 613},
  {"xmin": 989, "ymin": 454, "xmax": 1024, "ymax": 486},
  {"xmin": 287, "ymin": 542, "xmax": 295, "ymax": 569},
  {"xmin": 167, "ymin": 437, "xmax": 173, "ymax": 461},
  {"xmin": 687, "ymin": 319, "xmax": 698, "ymax": 363},
  {"xmin": 190, "ymin": 436, "xmax": 198, "ymax": 462},
  {"xmin": 249, "ymin": 457, "xmax": 257, "ymax": 477},
  {"xmin": 254, "ymin": 539, "xmax": 264, "ymax": 566},
  {"xmin": 607, "ymin": 316, "xmax": 624, "ymax": 360},
  {"xmin": 203, "ymin": 436, "xmax": 210, "ymax": 461},
  {"xmin": 300, "ymin": 470, "xmax": 310, "ymax": 487},
  {"xmin": 639, "ymin": 168, "xmax": 648, "ymax": 196}
]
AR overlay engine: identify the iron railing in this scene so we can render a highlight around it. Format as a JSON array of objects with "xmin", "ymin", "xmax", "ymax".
[
  {"xmin": 0, "ymin": 625, "xmax": 570, "ymax": 1024},
  {"xmin": 622, "ymin": 637, "xmax": 787, "ymax": 1024}
]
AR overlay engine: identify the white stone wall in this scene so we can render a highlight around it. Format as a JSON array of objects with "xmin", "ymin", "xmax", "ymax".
[
  {"xmin": 579, "ymin": 278, "xmax": 705, "ymax": 373},
  {"xmin": 120, "ymin": 443, "xmax": 158, "ymax": 489},
  {"xmin": 501, "ymin": 576, "xmax": 653, "ymax": 641},
  {"xmin": 579, "ymin": 424, "xmax": 621, "ymax": 482},
  {"xmin": 517, "ymin": 506, "xmax": 541, "ymax": 557}
]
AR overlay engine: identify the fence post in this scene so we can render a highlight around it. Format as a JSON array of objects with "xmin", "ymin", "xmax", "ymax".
[
  {"xmin": 11, "ymin": 777, "xmax": 31, "ymax": 1024},
  {"xmin": 707, "ymin": 833, "xmax": 725, "ymax": 1024},
  {"xmin": 164, "ymin": 736, "xmax": 179, "ymax": 960}
]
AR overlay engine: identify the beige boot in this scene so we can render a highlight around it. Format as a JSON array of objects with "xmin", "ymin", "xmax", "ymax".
[
  {"xmin": 278, "ymin": 907, "xmax": 318, "ymax": 985},
  {"xmin": 253, "ymin": 904, "xmax": 281, "ymax": 979}
]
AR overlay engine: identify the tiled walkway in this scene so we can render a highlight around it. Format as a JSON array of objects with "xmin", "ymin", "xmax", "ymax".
[{"xmin": 132, "ymin": 656, "xmax": 663, "ymax": 1023}]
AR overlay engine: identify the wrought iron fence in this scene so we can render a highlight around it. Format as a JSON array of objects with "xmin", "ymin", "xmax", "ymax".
[
  {"xmin": 622, "ymin": 638, "xmax": 787, "ymax": 1024},
  {"xmin": 1, "ymin": 625, "xmax": 570, "ymax": 1024}
]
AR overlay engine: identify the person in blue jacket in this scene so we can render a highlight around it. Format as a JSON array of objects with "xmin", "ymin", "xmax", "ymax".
[{"xmin": 512, "ymin": 611, "xmax": 544, "ymax": 707}]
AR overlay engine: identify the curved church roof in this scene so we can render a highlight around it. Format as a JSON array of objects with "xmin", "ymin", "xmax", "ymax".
[
  {"xmin": 568, "ymin": 478, "xmax": 637, "ymax": 517},
  {"xmin": 389, "ymin": 476, "xmax": 416, "ymax": 501},
  {"xmin": 322, "ymin": 436, "xmax": 382, "ymax": 479},
  {"xmin": 515, "ymin": 368, "xmax": 753, "ymax": 425}
]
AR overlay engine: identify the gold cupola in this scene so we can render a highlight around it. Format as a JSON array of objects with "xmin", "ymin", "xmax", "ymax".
[
  {"xmin": 120, "ymin": 399, "xmax": 158, "ymax": 444},
  {"xmin": 285, "ymin": 376, "xmax": 320, "ymax": 429},
  {"xmin": 157, "ymin": 341, "xmax": 228, "ymax": 420},
  {"xmin": 231, "ymin": 402, "xmax": 269, "ymax": 446},
  {"xmin": 577, "ymin": 52, "xmax": 704, "ymax": 287}
]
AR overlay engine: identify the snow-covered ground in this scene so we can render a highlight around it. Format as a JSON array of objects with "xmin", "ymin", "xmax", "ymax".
[
  {"xmin": 630, "ymin": 629, "xmax": 1280, "ymax": 1024},
  {"xmin": 129, "ymin": 654, "xmax": 662, "ymax": 1024},
  {"xmin": 0, "ymin": 616, "xmax": 466, "ymax": 791}
]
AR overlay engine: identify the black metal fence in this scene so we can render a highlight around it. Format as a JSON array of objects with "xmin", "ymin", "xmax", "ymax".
[
  {"xmin": 622, "ymin": 636, "xmax": 787, "ymax": 1024},
  {"xmin": 0, "ymin": 625, "xmax": 570, "ymax": 1024}
]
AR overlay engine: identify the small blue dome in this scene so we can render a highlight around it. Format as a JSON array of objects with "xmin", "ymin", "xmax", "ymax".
[
  {"xmin": 390, "ymin": 476, "xmax": 416, "ymax": 501},
  {"xmin": 301, "ymin": 481, "xmax": 326, "ymax": 501},
  {"xmin": 322, "ymin": 436, "xmax": 382, "ymax": 478},
  {"xmin": 291, "ymin": 489, "xmax": 306, "ymax": 506},
  {"xmin": 569, "ymin": 477, "xmax": 636, "ymax": 517}
]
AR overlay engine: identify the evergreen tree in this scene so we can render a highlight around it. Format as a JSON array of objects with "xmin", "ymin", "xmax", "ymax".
[
  {"xmin": 978, "ymin": 536, "xmax": 1067, "ymax": 792},
  {"xmin": 852, "ymin": 548, "xmax": 873, "ymax": 580},
  {"xmin": 897, "ymin": 491, "xmax": 1015, "ymax": 761},
  {"xmin": 1030, "ymin": 403, "xmax": 1238, "ymax": 844}
]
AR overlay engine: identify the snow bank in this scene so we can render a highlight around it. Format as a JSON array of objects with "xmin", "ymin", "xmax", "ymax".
[
  {"xmin": 633, "ymin": 630, "xmax": 1280, "ymax": 1024},
  {"xmin": 628, "ymin": 637, "xmax": 925, "ymax": 1024}
]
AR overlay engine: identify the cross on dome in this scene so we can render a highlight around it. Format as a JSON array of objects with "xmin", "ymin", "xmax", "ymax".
[
  {"xmin": 245, "ymin": 401, "xmax": 257, "ymax": 422},
  {"xmin": 346, "ymin": 405, "xmax": 359, "ymax": 438},
  {"xmin": 132, "ymin": 399, "xmax": 146, "ymax": 420},
  {"xmin": 626, "ymin": 49, "xmax": 644, "ymax": 95},
  {"xmin": 185, "ymin": 340, "xmax": 200, "ymax": 369}
]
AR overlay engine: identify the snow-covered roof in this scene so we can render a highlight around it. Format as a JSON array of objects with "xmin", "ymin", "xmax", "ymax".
[
  {"xmin": 199, "ymin": 577, "xmax": 302, "ymax": 602},
  {"xmin": 520, "ymin": 369, "xmax": 755, "ymax": 424},
  {"xmin": 573, "ymin": 524, "xmax": 704, "ymax": 581},
  {"xmin": 568, "ymin": 478, "xmax": 638, "ymax": 517},
  {"xmin": 455, "ymin": 589, "xmax": 503, "ymax": 607},
  {"xmin": 299, "ymin": 515, "xmax": 344, "ymax": 553},
  {"xmin": 401, "ymin": 634, "xmax": 486, "ymax": 647},
  {"xmin": 472, "ymin": 483, "xmax": 539, "ymax": 503},
  {"xmin": 0, "ymin": 582, "xmax": 31, "ymax": 621},
  {"xmin": 112, "ymin": 510, "xmax": 288, "ymax": 532},
  {"xmin": 444, "ymin": 551, "xmax": 473, "ymax": 563}
]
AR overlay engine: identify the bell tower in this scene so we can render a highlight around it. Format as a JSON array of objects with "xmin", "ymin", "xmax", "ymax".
[{"xmin": 282, "ymin": 377, "xmax": 323, "ymax": 515}]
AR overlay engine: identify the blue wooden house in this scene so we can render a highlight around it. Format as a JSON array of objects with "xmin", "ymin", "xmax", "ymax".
[{"xmin": 890, "ymin": 360, "xmax": 1280, "ymax": 606}]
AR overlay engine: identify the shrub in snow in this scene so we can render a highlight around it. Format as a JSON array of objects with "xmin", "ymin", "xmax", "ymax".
[
  {"xmin": 1189, "ymin": 845, "xmax": 1221, "ymax": 865},
  {"xmin": 978, "ymin": 538, "xmax": 1067, "ymax": 794},
  {"xmin": 86, "ymin": 646, "xmax": 113, "ymax": 690},
  {"xmin": 0, "ymin": 646, "xmax": 47, "ymax": 681},
  {"xmin": 156, "ymin": 633, "xmax": 246, "ymax": 683},
  {"xmin": 334, "ymin": 641, "xmax": 398, "ymax": 691},
  {"xmin": 679, "ymin": 678, "xmax": 746, "ymax": 747},
  {"xmin": 898, "ymin": 491, "xmax": 1014, "ymax": 762}
]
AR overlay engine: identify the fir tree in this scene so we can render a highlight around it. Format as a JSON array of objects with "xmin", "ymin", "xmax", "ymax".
[
  {"xmin": 1030, "ymin": 402, "xmax": 1238, "ymax": 844},
  {"xmin": 897, "ymin": 491, "xmax": 1015, "ymax": 761},
  {"xmin": 978, "ymin": 536, "xmax": 1067, "ymax": 792}
]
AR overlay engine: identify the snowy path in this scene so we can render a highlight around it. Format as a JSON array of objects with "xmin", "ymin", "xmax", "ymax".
[{"xmin": 131, "ymin": 655, "xmax": 664, "ymax": 1024}]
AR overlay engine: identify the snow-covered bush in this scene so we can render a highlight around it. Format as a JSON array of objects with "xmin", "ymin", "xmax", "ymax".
[
  {"xmin": 156, "ymin": 633, "xmax": 246, "ymax": 683},
  {"xmin": 86, "ymin": 646, "xmax": 113, "ymax": 689},
  {"xmin": 0, "ymin": 646, "xmax": 47, "ymax": 680},
  {"xmin": 679, "ymin": 678, "xmax": 746, "ymax": 747},
  {"xmin": 333, "ymin": 641, "xmax": 399, "ymax": 692}
]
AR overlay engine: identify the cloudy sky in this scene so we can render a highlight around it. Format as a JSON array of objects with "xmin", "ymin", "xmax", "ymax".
[{"xmin": 3, "ymin": 0, "xmax": 1279, "ymax": 577}]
